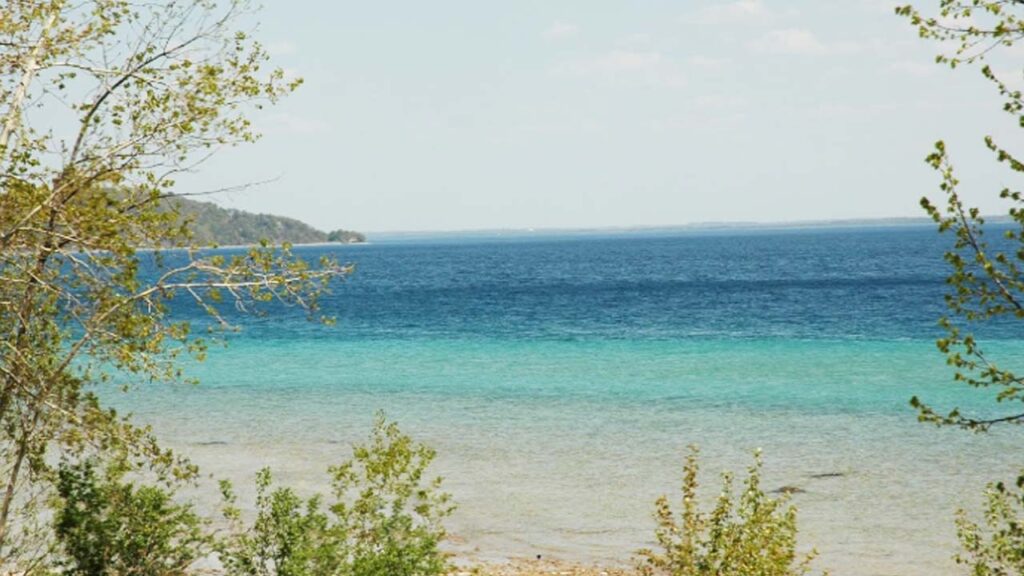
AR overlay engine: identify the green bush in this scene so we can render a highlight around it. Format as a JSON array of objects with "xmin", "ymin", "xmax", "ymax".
[
  {"xmin": 637, "ymin": 447, "xmax": 819, "ymax": 576},
  {"xmin": 218, "ymin": 413, "xmax": 454, "ymax": 576},
  {"xmin": 956, "ymin": 472, "xmax": 1024, "ymax": 575},
  {"xmin": 52, "ymin": 458, "xmax": 209, "ymax": 576},
  {"xmin": 218, "ymin": 469, "xmax": 341, "ymax": 576}
]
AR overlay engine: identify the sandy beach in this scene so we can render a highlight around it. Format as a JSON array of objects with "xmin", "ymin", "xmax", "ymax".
[{"xmin": 452, "ymin": 559, "xmax": 634, "ymax": 576}]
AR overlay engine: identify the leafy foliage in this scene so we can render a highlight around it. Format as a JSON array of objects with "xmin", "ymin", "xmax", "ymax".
[
  {"xmin": 896, "ymin": 2, "xmax": 1024, "ymax": 430},
  {"xmin": 166, "ymin": 197, "xmax": 365, "ymax": 247},
  {"xmin": 218, "ymin": 468, "xmax": 340, "ymax": 576},
  {"xmin": 636, "ymin": 447, "xmax": 818, "ymax": 576},
  {"xmin": 911, "ymin": 141, "xmax": 1024, "ymax": 430},
  {"xmin": 52, "ymin": 458, "xmax": 210, "ymax": 576},
  {"xmin": 218, "ymin": 414, "xmax": 454, "ymax": 576},
  {"xmin": 898, "ymin": 3, "xmax": 1024, "ymax": 575},
  {"xmin": 0, "ymin": 1, "xmax": 349, "ymax": 569},
  {"xmin": 171, "ymin": 197, "xmax": 330, "ymax": 247},
  {"xmin": 955, "ymin": 472, "xmax": 1024, "ymax": 575},
  {"xmin": 896, "ymin": 1, "xmax": 1024, "ymax": 68}
]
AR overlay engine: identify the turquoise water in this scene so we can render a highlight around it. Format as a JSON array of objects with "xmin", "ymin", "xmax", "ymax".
[{"xmin": 109, "ymin": 227, "xmax": 1024, "ymax": 575}]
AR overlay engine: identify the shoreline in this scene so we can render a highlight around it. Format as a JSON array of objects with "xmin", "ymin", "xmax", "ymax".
[{"xmin": 451, "ymin": 558, "xmax": 634, "ymax": 576}]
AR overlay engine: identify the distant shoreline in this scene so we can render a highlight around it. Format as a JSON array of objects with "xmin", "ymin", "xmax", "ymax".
[
  {"xmin": 364, "ymin": 215, "xmax": 1019, "ymax": 241},
  {"xmin": 148, "ymin": 215, "xmax": 1011, "ymax": 250},
  {"xmin": 365, "ymin": 214, "xmax": 1004, "ymax": 238}
]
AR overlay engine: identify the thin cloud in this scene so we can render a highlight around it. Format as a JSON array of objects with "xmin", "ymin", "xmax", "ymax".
[
  {"xmin": 615, "ymin": 33, "xmax": 655, "ymax": 49},
  {"xmin": 750, "ymin": 28, "xmax": 827, "ymax": 55},
  {"xmin": 266, "ymin": 41, "xmax": 298, "ymax": 56},
  {"xmin": 863, "ymin": 0, "xmax": 903, "ymax": 14},
  {"xmin": 889, "ymin": 60, "xmax": 936, "ymax": 78},
  {"xmin": 597, "ymin": 50, "xmax": 665, "ymax": 73},
  {"xmin": 691, "ymin": 94, "xmax": 746, "ymax": 112},
  {"xmin": 554, "ymin": 49, "xmax": 685, "ymax": 87},
  {"xmin": 748, "ymin": 29, "xmax": 870, "ymax": 57},
  {"xmin": 700, "ymin": 0, "xmax": 770, "ymax": 22},
  {"xmin": 990, "ymin": 67, "xmax": 1024, "ymax": 91},
  {"xmin": 688, "ymin": 55, "xmax": 732, "ymax": 72},
  {"xmin": 544, "ymin": 22, "xmax": 579, "ymax": 40},
  {"xmin": 264, "ymin": 112, "xmax": 326, "ymax": 135}
]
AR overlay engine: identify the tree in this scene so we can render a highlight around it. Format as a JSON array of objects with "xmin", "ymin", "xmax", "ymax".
[
  {"xmin": 636, "ymin": 447, "xmax": 818, "ymax": 576},
  {"xmin": 52, "ymin": 457, "xmax": 210, "ymax": 576},
  {"xmin": 898, "ymin": 3, "xmax": 1024, "ymax": 573},
  {"xmin": 0, "ymin": 0, "xmax": 348, "ymax": 570},
  {"xmin": 326, "ymin": 229, "xmax": 366, "ymax": 244},
  {"xmin": 896, "ymin": 1, "xmax": 1024, "ymax": 431},
  {"xmin": 954, "ymin": 474, "xmax": 1024, "ymax": 574},
  {"xmin": 217, "ymin": 414, "xmax": 454, "ymax": 576}
]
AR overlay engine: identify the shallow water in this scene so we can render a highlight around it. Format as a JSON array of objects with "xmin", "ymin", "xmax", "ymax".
[{"xmin": 107, "ymin": 226, "xmax": 1023, "ymax": 576}]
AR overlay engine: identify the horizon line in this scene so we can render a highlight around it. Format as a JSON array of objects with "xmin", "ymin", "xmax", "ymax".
[{"xmin": 360, "ymin": 214, "xmax": 1003, "ymax": 236}]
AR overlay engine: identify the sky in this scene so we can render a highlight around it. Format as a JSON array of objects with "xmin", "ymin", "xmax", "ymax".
[{"xmin": 176, "ymin": 0, "xmax": 1024, "ymax": 233}]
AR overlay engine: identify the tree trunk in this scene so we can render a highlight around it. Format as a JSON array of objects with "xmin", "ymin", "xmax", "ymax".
[{"xmin": 0, "ymin": 10, "xmax": 57, "ymax": 162}]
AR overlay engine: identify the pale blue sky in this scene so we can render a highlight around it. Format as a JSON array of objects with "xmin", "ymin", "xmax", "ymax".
[{"xmin": 179, "ymin": 1, "xmax": 1022, "ymax": 232}]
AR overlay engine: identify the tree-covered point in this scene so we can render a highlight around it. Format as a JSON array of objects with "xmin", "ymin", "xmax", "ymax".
[
  {"xmin": 326, "ymin": 228, "xmax": 367, "ymax": 244},
  {"xmin": 167, "ymin": 196, "xmax": 366, "ymax": 246}
]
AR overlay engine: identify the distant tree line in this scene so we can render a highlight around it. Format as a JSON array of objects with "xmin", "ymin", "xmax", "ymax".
[
  {"xmin": 168, "ymin": 196, "xmax": 366, "ymax": 246},
  {"xmin": 326, "ymin": 228, "xmax": 367, "ymax": 244}
]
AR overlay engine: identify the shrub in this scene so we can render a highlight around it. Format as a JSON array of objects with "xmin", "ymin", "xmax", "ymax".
[
  {"xmin": 956, "ymin": 472, "xmax": 1024, "ymax": 575},
  {"xmin": 218, "ymin": 413, "xmax": 454, "ymax": 576},
  {"xmin": 218, "ymin": 469, "xmax": 341, "ymax": 576},
  {"xmin": 637, "ymin": 447, "xmax": 818, "ymax": 576},
  {"xmin": 52, "ymin": 458, "xmax": 209, "ymax": 576}
]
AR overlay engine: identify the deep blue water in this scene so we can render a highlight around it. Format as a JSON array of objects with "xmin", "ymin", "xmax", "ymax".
[{"xmin": 190, "ymin": 225, "xmax": 967, "ymax": 342}]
